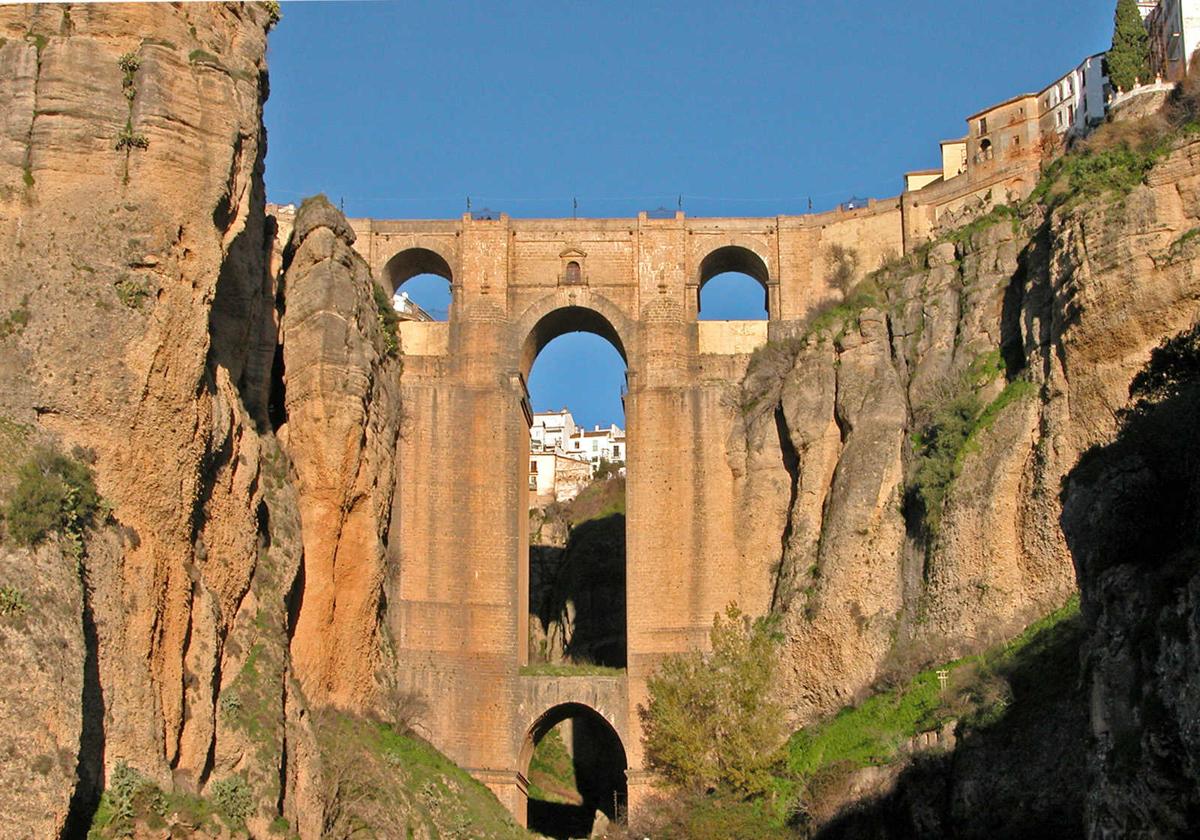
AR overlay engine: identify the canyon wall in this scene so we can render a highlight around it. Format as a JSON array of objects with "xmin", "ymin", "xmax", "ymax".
[
  {"xmin": 0, "ymin": 6, "xmax": 405, "ymax": 837},
  {"xmin": 731, "ymin": 138, "xmax": 1200, "ymax": 726}
]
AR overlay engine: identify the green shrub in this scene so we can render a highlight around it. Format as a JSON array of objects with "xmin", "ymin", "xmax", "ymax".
[
  {"xmin": 906, "ymin": 390, "xmax": 981, "ymax": 538},
  {"xmin": 4, "ymin": 446, "xmax": 100, "ymax": 547},
  {"xmin": 117, "ymin": 52, "xmax": 139, "ymax": 76},
  {"xmin": 373, "ymin": 284, "xmax": 401, "ymax": 357},
  {"xmin": 114, "ymin": 275, "xmax": 151, "ymax": 308},
  {"xmin": 0, "ymin": 297, "xmax": 29, "ymax": 339},
  {"xmin": 90, "ymin": 761, "xmax": 167, "ymax": 836},
  {"xmin": 210, "ymin": 775, "xmax": 253, "ymax": 826},
  {"xmin": 114, "ymin": 125, "xmax": 149, "ymax": 152},
  {"xmin": 785, "ymin": 596, "xmax": 1081, "ymax": 786},
  {"xmin": 0, "ymin": 585, "xmax": 29, "ymax": 616},
  {"xmin": 639, "ymin": 603, "xmax": 785, "ymax": 798}
]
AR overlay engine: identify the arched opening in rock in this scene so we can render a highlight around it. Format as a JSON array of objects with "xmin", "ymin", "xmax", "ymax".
[
  {"xmin": 521, "ymin": 703, "xmax": 628, "ymax": 838},
  {"xmin": 697, "ymin": 245, "xmax": 770, "ymax": 320},
  {"xmin": 523, "ymin": 308, "xmax": 628, "ymax": 671},
  {"xmin": 383, "ymin": 247, "xmax": 452, "ymax": 321}
]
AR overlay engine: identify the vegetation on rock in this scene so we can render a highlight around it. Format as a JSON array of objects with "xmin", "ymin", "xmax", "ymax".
[
  {"xmin": 640, "ymin": 603, "xmax": 786, "ymax": 798},
  {"xmin": 3, "ymin": 445, "xmax": 101, "ymax": 548},
  {"xmin": 373, "ymin": 283, "xmax": 401, "ymax": 357}
]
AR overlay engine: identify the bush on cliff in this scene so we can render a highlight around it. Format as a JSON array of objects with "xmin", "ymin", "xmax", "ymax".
[
  {"xmin": 639, "ymin": 603, "xmax": 786, "ymax": 799},
  {"xmin": 3, "ymin": 445, "xmax": 100, "ymax": 547}
]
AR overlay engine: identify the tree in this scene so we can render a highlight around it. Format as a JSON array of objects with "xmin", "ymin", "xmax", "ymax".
[
  {"xmin": 638, "ymin": 603, "xmax": 786, "ymax": 798},
  {"xmin": 826, "ymin": 243, "xmax": 859, "ymax": 299},
  {"xmin": 1109, "ymin": 0, "xmax": 1152, "ymax": 93}
]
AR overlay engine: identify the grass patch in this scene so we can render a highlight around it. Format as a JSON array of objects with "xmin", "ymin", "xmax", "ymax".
[
  {"xmin": 527, "ymin": 727, "xmax": 579, "ymax": 804},
  {"xmin": 804, "ymin": 275, "xmax": 886, "ymax": 339},
  {"xmin": 945, "ymin": 203, "xmax": 1020, "ymax": 246},
  {"xmin": 779, "ymin": 597, "xmax": 1082, "ymax": 802},
  {"xmin": 188, "ymin": 48, "xmax": 221, "ymax": 66},
  {"xmin": 519, "ymin": 662, "xmax": 625, "ymax": 677},
  {"xmin": 314, "ymin": 712, "xmax": 531, "ymax": 839},
  {"xmin": 114, "ymin": 275, "xmax": 151, "ymax": 308},
  {"xmin": 906, "ymin": 356, "xmax": 1037, "ymax": 540},
  {"xmin": 968, "ymin": 378, "xmax": 1037, "ymax": 444}
]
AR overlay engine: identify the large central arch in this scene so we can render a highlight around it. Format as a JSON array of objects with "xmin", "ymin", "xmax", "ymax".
[
  {"xmin": 517, "ymin": 298, "xmax": 633, "ymax": 674},
  {"xmin": 514, "ymin": 292, "xmax": 635, "ymax": 380}
]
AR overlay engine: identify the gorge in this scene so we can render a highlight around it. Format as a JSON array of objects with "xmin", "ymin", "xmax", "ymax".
[{"xmin": 0, "ymin": 3, "xmax": 1199, "ymax": 839}]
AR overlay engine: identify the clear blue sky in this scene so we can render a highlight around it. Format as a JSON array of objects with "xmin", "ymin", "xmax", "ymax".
[{"xmin": 265, "ymin": 0, "xmax": 1115, "ymax": 428}]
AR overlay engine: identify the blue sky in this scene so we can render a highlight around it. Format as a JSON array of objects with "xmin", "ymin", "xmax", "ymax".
[{"xmin": 265, "ymin": 0, "xmax": 1115, "ymax": 427}]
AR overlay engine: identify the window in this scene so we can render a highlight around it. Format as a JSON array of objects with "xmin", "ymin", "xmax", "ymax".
[
  {"xmin": 565, "ymin": 261, "xmax": 582, "ymax": 284},
  {"xmin": 978, "ymin": 117, "xmax": 988, "ymax": 134},
  {"xmin": 591, "ymin": 440, "xmax": 598, "ymax": 451},
  {"xmin": 530, "ymin": 461, "xmax": 538, "ymax": 473},
  {"xmin": 613, "ymin": 444, "xmax": 620, "ymax": 458}
]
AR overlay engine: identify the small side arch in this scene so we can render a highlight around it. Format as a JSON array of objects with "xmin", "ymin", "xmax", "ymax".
[
  {"xmin": 697, "ymin": 244, "xmax": 771, "ymax": 317},
  {"xmin": 382, "ymin": 246, "xmax": 454, "ymax": 293}
]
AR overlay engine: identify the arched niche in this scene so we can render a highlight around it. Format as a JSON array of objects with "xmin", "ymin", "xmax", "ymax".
[
  {"xmin": 697, "ymin": 245, "xmax": 770, "ymax": 319},
  {"xmin": 384, "ymin": 247, "xmax": 454, "ymax": 321}
]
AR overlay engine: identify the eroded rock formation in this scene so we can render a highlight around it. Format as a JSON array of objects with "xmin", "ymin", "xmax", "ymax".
[
  {"xmin": 0, "ymin": 3, "xmax": 405, "ymax": 835},
  {"xmin": 734, "ymin": 139, "xmax": 1200, "ymax": 724}
]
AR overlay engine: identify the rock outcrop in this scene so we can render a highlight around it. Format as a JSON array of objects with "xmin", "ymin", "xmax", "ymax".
[
  {"xmin": 1061, "ymin": 322, "xmax": 1200, "ymax": 837},
  {"xmin": 280, "ymin": 195, "xmax": 402, "ymax": 710},
  {"xmin": 736, "ymin": 138, "xmax": 1200, "ymax": 724}
]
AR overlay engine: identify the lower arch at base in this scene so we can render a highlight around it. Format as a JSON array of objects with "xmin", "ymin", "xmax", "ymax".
[{"xmin": 520, "ymin": 702, "xmax": 629, "ymax": 835}]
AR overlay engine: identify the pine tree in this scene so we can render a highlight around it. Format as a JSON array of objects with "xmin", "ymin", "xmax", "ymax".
[{"xmin": 1109, "ymin": 0, "xmax": 1153, "ymax": 92}]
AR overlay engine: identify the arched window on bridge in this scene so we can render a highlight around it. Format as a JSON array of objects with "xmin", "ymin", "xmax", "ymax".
[
  {"xmin": 521, "ymin": 703, "xmax": 628, "ymax": 836},
  {"xmin": 384, "ymin": 247, "xmax": 453, "ymax": 322},
  {"xmin": 697, "ymin": 245, "xmax": 770, "ymax": 320}
]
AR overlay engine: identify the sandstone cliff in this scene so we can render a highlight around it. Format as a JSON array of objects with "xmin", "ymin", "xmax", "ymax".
[
  {"xmin": 736, "ymin": 136, "xmax": 1200, "ymax": 725},
  {"xmin": 0, "ymin": 5, "xmax": 531, "ymax": 836},
  {"xmin": 1061, "ymin": 322, "xmax": 1200, "ymax": 837}
]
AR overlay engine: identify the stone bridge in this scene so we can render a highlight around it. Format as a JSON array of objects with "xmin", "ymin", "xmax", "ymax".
[{"xmin": 337, "ymin": 206, "xmax": 908, "ymax": 823}]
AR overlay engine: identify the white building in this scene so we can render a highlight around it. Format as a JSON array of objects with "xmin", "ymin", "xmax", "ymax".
[
  {"xmin": 566, "ymin": 423, "xmax": 626, "ymax": 472},
  {"xmin": 392, "ymin": 290, "xmax": 433, "ymax": 322},
  {"xmin": 529, "ymin": 450, "xmax": 592, "ymax": 504},
  {"xmin": 530, "ymin": 408, "xmax": 578, "ymax": 454},
  {"xmin": 1144, "ymin": 0, "xmax": 1200, "ymax": 83},
  {"xmin": 1040, "ymin": 53, "xmax": 1109, "ymax": 141}
]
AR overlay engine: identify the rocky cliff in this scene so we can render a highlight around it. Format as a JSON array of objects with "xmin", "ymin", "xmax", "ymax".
[
  {"xmin": 1062, "ymin": 321, "xmax": 1200, "ymax": 837},
  {"xmin": 735, "ymin": 135, "xmax": 1200, "ymax": 726},
  {"xmin": 0, "ymin": 5, "xmax": 422, "ymax": 838}
]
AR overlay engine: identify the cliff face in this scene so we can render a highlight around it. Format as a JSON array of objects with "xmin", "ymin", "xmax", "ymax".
[
  {"xmin": 0, "ymin": 4, "xmax": 406, "ymax": 836},
  {"xmin": 279, "ymin": 196, "xmax": 402, "ymax": 710},
  {"xmin": 738, "ymin": 139, "xmax": 1200, "ymax": 723},
  {"xmin": 1061, "ymin": 323, "xmax": 1200, "ymax": 836}
]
